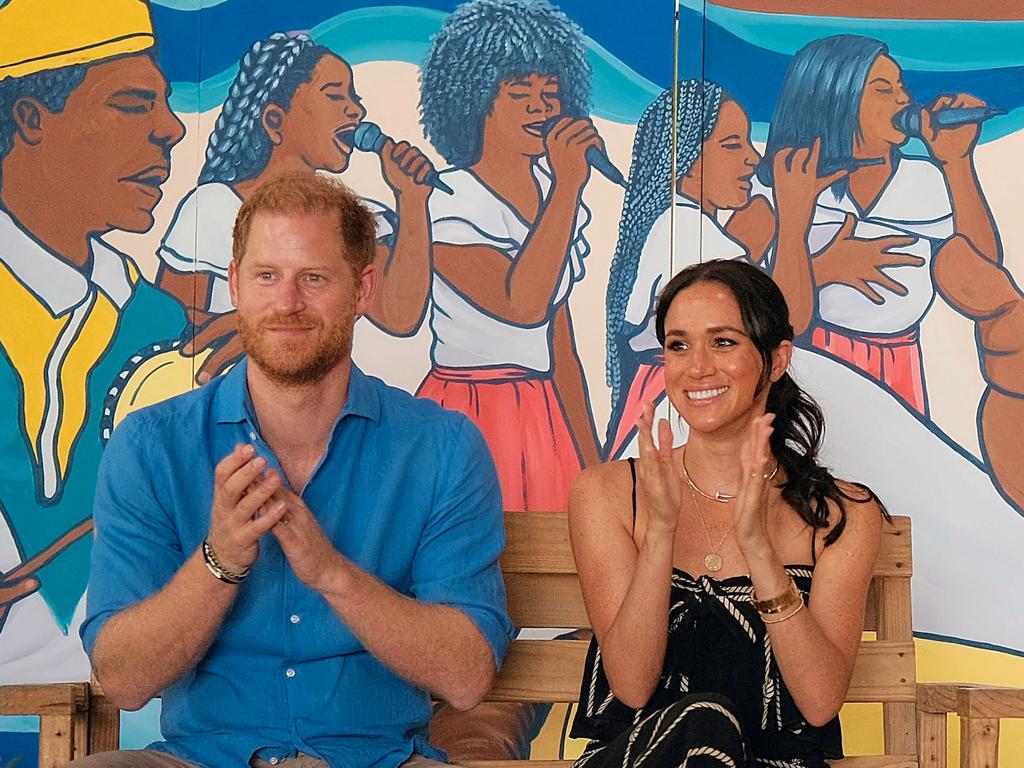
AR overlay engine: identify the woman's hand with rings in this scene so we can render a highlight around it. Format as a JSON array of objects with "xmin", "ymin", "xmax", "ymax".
[{"xmin": 733, "ymin": 413, "xmax": 777, "ymax": 555}]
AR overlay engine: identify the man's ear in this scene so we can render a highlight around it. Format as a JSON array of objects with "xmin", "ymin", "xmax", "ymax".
[
  {"xmin": 355, "ymin": 263, "xmax": 378, "ymax": 318},
  {"xmin": 12, "ymin": 97, "xmax": 45, "ymax": 146},
  {"xmin": 261, "ymin": 104, "xmax": 285, "ymax": 146}
]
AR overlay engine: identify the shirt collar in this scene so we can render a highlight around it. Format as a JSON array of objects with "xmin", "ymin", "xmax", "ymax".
[
  {"xmin": 0, "ymin": 206, "xmax": 136, "ymax": 315},
  {"xmin": 212, "ymin": 357, "xmax": 382, "ymax": 426}
]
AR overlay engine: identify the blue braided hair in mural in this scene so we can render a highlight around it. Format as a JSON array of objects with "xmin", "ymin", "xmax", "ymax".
[
  {"xmin": 419, "ymin": 0, "xmax": 592, "ymax": 168},
  {"xmin": 199, "ymin": 32, "xmax": 332, "ymax": 184},
  {"xmin": 756, "ymin": 34, "xmax": 889, "ymax": 199},
  {"xmin": 0, "ymin": 63, "xmax": 88, "ymax": 161},
  {"xmin": 604, "ymin": 79, "xmax": 723, "ymax": 435}
]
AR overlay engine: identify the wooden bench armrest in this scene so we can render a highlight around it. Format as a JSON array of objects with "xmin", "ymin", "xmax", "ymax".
[
  {"xmin": 956, "ymin": 685, "xmax": 1024, "ymax": 720},
  {"xmin": 916, "ymin": 683, "xmax": 961, "ymax": 714},
  {"xmin": 0, "ymin": 682, "xmax": 90, "ymax": 715}
]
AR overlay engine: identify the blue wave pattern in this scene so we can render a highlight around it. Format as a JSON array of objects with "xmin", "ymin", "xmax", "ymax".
[
  {"xmin": 160, "ymin": 2, "xmax": 1024, "ymax": 142},
  {"xmin": 167, "ymin": 5, "xmax": 664, "ymax": 122}
]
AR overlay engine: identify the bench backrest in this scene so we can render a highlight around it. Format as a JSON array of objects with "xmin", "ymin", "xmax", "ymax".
[{"xmin": 489, "ymin": 512, "xmax": 916, "ymax": 766}]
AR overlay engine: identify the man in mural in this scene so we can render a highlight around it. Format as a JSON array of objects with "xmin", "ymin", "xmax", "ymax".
[
  {"xmin": 77, "ymin": 172, "xmax": 512, "ymax": 768},
  {"xmin": 151, "ymin": 32, "xmax": 437, "ymax": 387},
  {"xmin": 418, "ymin": 0, "xmax": 603, "ymax": 512},
  {"xmin": 0, "ymin": 0, "xmax": 187, "ymax": 681}
]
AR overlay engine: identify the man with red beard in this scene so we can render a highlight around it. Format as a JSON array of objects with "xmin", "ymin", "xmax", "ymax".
[{"xmin": 76, "ymin": 173, "xmax": 512, "ymax": 768}]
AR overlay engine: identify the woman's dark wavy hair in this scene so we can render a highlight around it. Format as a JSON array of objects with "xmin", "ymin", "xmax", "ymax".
[{"xmin": 655, "ymin": 259, "xmax": 888, "ymax": 546}]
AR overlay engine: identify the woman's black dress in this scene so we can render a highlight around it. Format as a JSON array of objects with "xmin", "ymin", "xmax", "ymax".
[{"xmin": 570, "ymin": 463, "xmax": 842, "ymax": 768}]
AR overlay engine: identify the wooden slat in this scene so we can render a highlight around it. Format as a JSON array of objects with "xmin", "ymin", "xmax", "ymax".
[
  {"xmin": 88, "ymin": 689, "xmax": 121, "ymax": 754},
  {"xmin": 958, "ymin": 685, "xmax": 1024, "ymax": 719},
  {"xmin": 499, "ymin": 513, "xmax": 911, "ymax": 579},
  {"xmin": 38, "ymin": 713, "xmax": 75, "ymax": 768},
  {"xmin": 487, "ymin": 640, "xmax": 588, "ymax": 702},
  {"xmin": 917, "ymin": 684, "xmax": 959, "ymax": 715},
  {"xmin": 846, "ymin": 642, "xmax": 916, "ymax": 703},
  {"xmin": 487, "ymin": 639, "xmax": 916, "ymax": 704},
  {"xmin": 876, "ymin": 576, "xmax": 916, "ymax": 754},
  {"xmin": 505, "ymin": 573, "xmax": 589, "ymax": 629},
  {"xmin": 72, "ymin": 709, "xmax": 89, "ymax": 760},
  {"xmin": 874, "ymin": 517, "xmax": 912, "ymax": 578},
  {"xmin": 960, "ymin": 717, "xmax": 999, "ymax": 768},
  {"xmin": 0, "ymin": 682, "xmax": 89, "ymax": 715},
  {"xmin": 917, "ymin": 710, "xmax": 948, "ymax": 768},
  {"xmin": 501, "ymin": 513, "xmax": 575, "ymax": 574}
]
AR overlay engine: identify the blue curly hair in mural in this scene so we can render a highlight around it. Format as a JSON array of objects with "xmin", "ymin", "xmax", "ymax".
[
  {"xmin": 419, "ymin": 0, "xmax": 592, "ymax": 168},
  {"xmin": 604, "ymin": 79, "xmax": 723, "ymax": 428},
  {"xmin": 199, "ymin": 32, "xmax": 333, "ymax": 184},
  {"xmin": 756, "ymin": 34, "xmax": 889, "ymax": 197},
  {"xmin": 0, "ymin": 63, "xmax": 88, "ymax": 162}
]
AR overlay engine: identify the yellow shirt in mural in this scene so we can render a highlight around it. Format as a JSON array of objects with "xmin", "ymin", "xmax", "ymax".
[{"xmin": 0, "ymin": 208, "xmax": 138, "ymax": 501}]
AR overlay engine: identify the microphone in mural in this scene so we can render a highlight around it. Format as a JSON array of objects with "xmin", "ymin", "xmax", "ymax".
[
  {"xmin": 895, "ymin": 103, "xmax": 1005, "ymax": 136},
  {"xmin": 540, "ymin": 116, "xmax": 628, "ymax": 188},
  {"xmin": 347, "ymin": 122, "xmax": 455, "ymax": 195}
]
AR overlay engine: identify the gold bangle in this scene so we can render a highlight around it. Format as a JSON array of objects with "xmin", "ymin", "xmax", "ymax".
[
  {"xmin": 761, "ymin": 600, "xmax": 805, "ymax": 624},
  {"xmin": 752, "ymin": 578, "xmax": 802, "ymax": 615}
]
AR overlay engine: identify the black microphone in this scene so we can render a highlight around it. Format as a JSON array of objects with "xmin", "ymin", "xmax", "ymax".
[
  {"xmin": 895, "ymin": 104, "xmax": 1005, "ymax": 137},
  {"xmin": 541, "ymin": 117, "xmax": 627, "ymax": 189},
  {"xmin": 346, "ymin": 122, "xmax": 455, "ymax": 195}
]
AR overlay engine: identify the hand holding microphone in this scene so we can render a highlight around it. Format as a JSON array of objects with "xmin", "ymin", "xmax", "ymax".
[
  {"xmin": 542, "ymin": 116, "xmax": 628, "ymax": 189},
  {"xmin": 346, "ymin": 122, "xmax": 454, "ymax": 196},
  {"xmin": 895, "ymin": 94, "xmax": 1003, "ymax": 162}
]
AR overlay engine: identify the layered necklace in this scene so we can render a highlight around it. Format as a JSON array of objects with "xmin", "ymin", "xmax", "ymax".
[{"xmin": 680, "ymin": 447, "xmax": 778, "ymax": 572}]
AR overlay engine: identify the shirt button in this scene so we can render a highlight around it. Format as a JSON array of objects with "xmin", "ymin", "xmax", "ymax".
[
  {"xmin": 269, "ymin": 760, "xmax": 279, "ymax": 766},
  {"xmin": 248, "ymin": 431, "xmax": 257, "ymax": 441},
  {"xmin": 285, "ymin": 668, "xmax": 296, "ymax": 678},
  {"xmin": 290, "ymin": 614, "xmax": 300, "ymax": 624}
]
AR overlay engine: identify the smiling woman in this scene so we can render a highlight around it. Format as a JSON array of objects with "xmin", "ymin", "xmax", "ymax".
[{"xmin": 568, "ymin": 259, "xmax": 888, "ymax": 768}]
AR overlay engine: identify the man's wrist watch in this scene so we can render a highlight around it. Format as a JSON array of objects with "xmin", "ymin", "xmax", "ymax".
[{"xmin": 202, "ymin": 538, "xmax": 251, "ymax": 584}]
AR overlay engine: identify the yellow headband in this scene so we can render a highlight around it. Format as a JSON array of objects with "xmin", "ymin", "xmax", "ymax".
[{"xmin": 0, "ymin": 0, "xmax": 155, "ymax": 81}]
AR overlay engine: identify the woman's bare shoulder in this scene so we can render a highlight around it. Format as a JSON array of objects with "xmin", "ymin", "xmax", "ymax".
[{"xmin": 570, "ymin": 460, "xmax": 636, "ymax": 521}]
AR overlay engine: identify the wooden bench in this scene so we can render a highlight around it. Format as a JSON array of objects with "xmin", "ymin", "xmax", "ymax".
[{"xmin": 3, "ymin": 513, "xmax": 1022, "ymax": 767}]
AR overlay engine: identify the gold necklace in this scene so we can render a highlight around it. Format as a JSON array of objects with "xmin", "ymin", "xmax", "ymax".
[
  {"xmin": 680, "ymin": 446, "xmax": 778, "ymax": 503},
  {"xmin": 684, "ymin": 481, "xmax": 735, "ymax": 573}
]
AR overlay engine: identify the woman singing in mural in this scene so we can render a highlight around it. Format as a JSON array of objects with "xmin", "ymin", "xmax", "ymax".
[
  {"xmin": 755, "ymin": 34, "xmax": 1001, "ymax": 415},
  {"xmin": 417, "ymin": 0, "xmax": 603, "ymax": 511},
  {"xmin": 156, "ymin": 32, "xmax": 437, "ymax": 384},
  {"xmin": 571, "ymin": 259, "xmax": 886, "ymax": 768},
  {"xmin": 604, "ymin": 80, "xmax": 761, "ymax": 460}
]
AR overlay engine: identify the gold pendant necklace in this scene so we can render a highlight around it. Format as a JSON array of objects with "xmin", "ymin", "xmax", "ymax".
[{"xmin": 684, "ymin": 481, "xmax": 735, "ymax": 573}]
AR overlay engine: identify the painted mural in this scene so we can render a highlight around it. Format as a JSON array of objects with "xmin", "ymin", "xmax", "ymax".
[{"xmin": 1, "ymin": 0, "xmax": 1022, "ymax": 764}]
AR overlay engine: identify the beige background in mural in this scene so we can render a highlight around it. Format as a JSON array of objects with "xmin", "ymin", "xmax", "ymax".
[{"xmin": 103, "ymin": 57, "xmax": 1024, "ymax": 460}]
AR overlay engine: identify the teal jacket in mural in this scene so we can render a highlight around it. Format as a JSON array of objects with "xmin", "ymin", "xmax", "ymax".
[{"xmin": 0, "ymin": 276, "xmax": 185, "ymax": 632}]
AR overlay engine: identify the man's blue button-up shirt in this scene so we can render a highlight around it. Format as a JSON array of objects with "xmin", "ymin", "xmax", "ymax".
[{"xmin": 82, "ymin": 360, "xmax": 513, "ymax": 768}]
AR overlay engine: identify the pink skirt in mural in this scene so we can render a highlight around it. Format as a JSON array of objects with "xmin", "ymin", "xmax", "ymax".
[
  {"xmin": 416, "ymin": 366, "xmax": 582, "ymax": 512},
  {"xmin": 608, "ymin": 361, "xmax": 666, "ymax": 459},
  {"xmin": 811, "ymin": 325, "xmax": 926, "ymax": 413}
]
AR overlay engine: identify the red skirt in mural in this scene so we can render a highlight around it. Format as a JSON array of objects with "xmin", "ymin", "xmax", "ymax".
[
  {"xmin": 416, "ymin": 366, "xmax": 582, "ymax": 512},
  {"xmin": 811, "ymin": 325, "xmax": 926, "ymax": 414}
]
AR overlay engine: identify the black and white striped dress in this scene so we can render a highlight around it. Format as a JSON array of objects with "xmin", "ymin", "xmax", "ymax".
[{"xmin": 569, "ymin": 566, "xmax": 842, "ymax": 768}]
